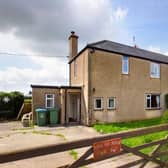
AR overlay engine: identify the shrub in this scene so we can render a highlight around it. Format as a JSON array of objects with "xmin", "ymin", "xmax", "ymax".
[
  {"xmin": 161, "ymin": 110, "xmax": 168, "ymax": 124},
  {"xmin": 0, "ymin": 92, "xmax": 12, "ymax": 110},
  {"xmin": 165, "ymin": 94, "xmax": 168, "ymax": 109},
  {"xmin": 0, "ymin": 91, "xmax": 24, "ymax": 119},
  {"xmin": 11, "ymin": 91, "xmax": 24, "ymax": 116}
]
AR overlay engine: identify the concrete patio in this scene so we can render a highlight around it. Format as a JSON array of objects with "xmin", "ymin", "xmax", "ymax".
[{"xmin": 0, "ymin": 121, "xmax": 159, "ymax": 168}]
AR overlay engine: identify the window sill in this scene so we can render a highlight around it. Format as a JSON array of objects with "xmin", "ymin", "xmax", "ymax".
[
  {"xmin": 107, "ymin": 108, "xmax": 116, "ymax": 110},
  {"xmin": 150, "ymin": 76, "xmax": 160, "ymax": 79},
  {"xmin": 94, "ymin": 108, "xmax": 104, "ymax": 111},
  {"xmin": 145, "ymin": 108, "xmax": 161, "ymax": 110}
]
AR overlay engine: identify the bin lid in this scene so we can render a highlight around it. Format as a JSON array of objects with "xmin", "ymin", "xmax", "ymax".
[
  {"xmin": 35, "ymin": 108, "xmax": 47, "ymax": 112},
  {"xmin": 48, "ymin": 107, "xmax": 59, "ymax": 112}
]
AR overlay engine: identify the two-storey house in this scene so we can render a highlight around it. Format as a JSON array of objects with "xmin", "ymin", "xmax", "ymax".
[{"xmin": 31, "ymin": 31, "xmax": 168, "ymax": 125}]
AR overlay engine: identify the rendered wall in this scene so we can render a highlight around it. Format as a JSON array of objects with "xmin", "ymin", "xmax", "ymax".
[
  {"xmin": 70, "ymin": 49, "xmax": 90, "ymax": 125},
  {"xmin": 90, "ymin": 50, "xmax": 168, "ymax": 123}
]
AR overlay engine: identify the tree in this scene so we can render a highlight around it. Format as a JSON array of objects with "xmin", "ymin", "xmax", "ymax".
[{"xmin": 0, "ymin": 91, "xmax": 24, "ymax": 119}]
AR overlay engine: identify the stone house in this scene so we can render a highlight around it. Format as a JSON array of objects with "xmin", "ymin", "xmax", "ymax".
[{"xmin": 31, "ymin": 31, "xmax": 168, "ymax": 125}]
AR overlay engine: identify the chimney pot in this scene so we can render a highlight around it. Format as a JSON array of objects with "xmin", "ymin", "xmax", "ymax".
[
  {"xmin": 69, "ymin": 31, "xmax": 78, "ymax": 60},
  {"xmin": 71, "ymin": 31, "xmax": 75, "ymax": 35}
]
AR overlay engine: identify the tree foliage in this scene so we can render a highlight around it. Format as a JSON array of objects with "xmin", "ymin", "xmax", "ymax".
[{"xmin": 0, "ymin": 91, "xmax": 24, "ymax": 119}]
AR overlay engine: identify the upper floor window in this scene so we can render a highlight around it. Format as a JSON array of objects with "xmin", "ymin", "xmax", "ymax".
[
  {"xmin": 45, "ymin": 94, "xmax": 54, "ymax": 108},
  {"xmin": 150, "ymin": 62, "xmax": 160, "ymax": 78},
  {"xmin": 122, "ymin": 56, "xmax": 129, "ymax": 74}
]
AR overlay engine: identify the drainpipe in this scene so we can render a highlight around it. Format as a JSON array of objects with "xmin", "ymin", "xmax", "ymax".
[
  {"xmin": 64, "ymin": 89, "xmax": 67, "ymax": 126},
  {"xmin": 88, "ymin": 48, "xmax": 94, "ymax": 126}
]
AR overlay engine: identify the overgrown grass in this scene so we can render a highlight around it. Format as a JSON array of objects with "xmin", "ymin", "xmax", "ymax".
[
  {"xmin": 94, "ymin": 117, "xmax": 164, "ymax": 134},
  {"xmin": 12, "ymin": 127, "xmax": 34, "ymax": 131},
  {"xmin": 158, "ymin": 143, "xmax": 168, "ymax": 161},
  {"xmin": 32, "ymin": 130, "xmax": 52, "ymax": 136},
  {"xmin": 32, "ymin": 130, "xmax": 67, "ymax": 141},
  {"xmin": 55, "ymin": 133, "xmax": 67, "ymax": 141},
  {"xmin": 69, "ymin": 150, "xmax": 78, "ymax": 160},
  {"xmin": 122, "ymin": 131, "xmax": 168, "ymax": 154},
  {"xmin": 93, "ymin": 110, "xmax": 168, "ymax": 155}
]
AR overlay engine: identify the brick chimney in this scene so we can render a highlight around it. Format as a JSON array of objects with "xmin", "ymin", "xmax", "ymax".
[{"xmin": 69, "ymin": 31, "xmax": 78, "ymax": 60}]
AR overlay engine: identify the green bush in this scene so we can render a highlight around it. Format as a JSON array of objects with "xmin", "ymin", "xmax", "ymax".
[
  {"xmin": 165, "ymin": 94, "xmax": 168, "ymax": 109},
  {"xmin": 161, "ymin": 110, "xmax": 168, "ymax": 123},
  {"xmin": 0, "ymin": 91, "xmax": 24, "ymax": 119}
]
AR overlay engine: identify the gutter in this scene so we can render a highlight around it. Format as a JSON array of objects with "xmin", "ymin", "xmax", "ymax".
[{"xmin": 31, "ymin": 85, "xmax": 81, "ymax": 89}]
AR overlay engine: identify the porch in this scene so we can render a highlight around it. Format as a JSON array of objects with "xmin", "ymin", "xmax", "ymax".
[
  {"xmin": 60, "ymin": 87, "xmax": 81, "ymax": 125},
  {"xmin": 31, "ymin": 85, "xmax": 81, "ymax": 126}
]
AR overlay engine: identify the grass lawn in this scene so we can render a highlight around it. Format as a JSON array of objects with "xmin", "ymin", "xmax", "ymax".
[
  {"xmin": 93, "ymin": 117, "xmax": 166, "ymax": 133},
  {"xmin": 93, "ymin": 110, "xmax": 168, "ymax": 158}
]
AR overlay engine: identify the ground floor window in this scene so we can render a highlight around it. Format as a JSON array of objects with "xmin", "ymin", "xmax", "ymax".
[
  {"xmin": 107, "ymin": 97, "xmax": 116, "ymax": 109},
  {"xmin": 94, "ymin": 98, "xmax": 103, "ymax": 110},
  {"xmin": 146, "ymin": 94, "xmax": 160, "ymax": 109},
  {"xmin": 45, "ymin": 94, "xmax": 55, "ymax": 108}
]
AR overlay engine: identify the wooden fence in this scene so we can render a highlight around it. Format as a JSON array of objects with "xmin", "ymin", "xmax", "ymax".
[
  {"xmin": 17, "ymin": 102, "xmax": 32, "ymax": 120},
  {"xmin": 1, "ymin": 124, "xmax": 168, "ymax": 167}
]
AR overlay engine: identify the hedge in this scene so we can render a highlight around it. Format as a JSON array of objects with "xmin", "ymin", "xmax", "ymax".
[
  {"xmin": 165, "ymin": 94, "xmax": 168, "ymax": 110},
  {"xmin": 0, "ymin": 91, "xmax": 24, "ymax": 119}
]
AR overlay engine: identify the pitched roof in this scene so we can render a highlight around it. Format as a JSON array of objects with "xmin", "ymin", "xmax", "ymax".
[
  {"xmin": 87, "ymin": 40, "xmax": 168, "ymax": 64},
  {"xmin": 69, "ymin": 40, "xmax": 168, "ymax": 64}
]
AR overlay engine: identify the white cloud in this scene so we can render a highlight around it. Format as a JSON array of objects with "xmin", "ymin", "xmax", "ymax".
[
  {"xmin": 164, "ymin": 52, "xmax": 168, "ymax": 56},
  {"xmin": 0, "ymin": 56, "xmax": 68, "ymax": 93},
  {"xmin": 0, "ymin": 32, "xmax": 68, "ymax": 93},
  {"xmin": 114, "ymin": 7, "xmax": 128, "ymax": 21},
  {"xmin": 0, "ymin": 0, "xmax": 129, "ymax": 93},
  {"xmin": 148, "ymin": 46, "xmax": 161, "ymax": 53},
  {"xmin": 0, "ymin": 32, "xmax": 28, "ymax": 53},
  {"xmin": 148, "ymin": 45, "xmax": 168, "ymax": 56}
]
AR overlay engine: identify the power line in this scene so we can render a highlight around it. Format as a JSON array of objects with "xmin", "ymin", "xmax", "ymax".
[{"xmin": 0, "ymin": 51, "xmax": 69, "ymax": 58}]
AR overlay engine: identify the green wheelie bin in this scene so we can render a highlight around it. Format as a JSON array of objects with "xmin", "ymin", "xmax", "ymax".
[
  {"xmin": 49, "ymin": 107, "xmax": 59, "ymax": 125},
  {"xmin": 35, "ymin": 108, "xmax": 47, "ymax": 126}
]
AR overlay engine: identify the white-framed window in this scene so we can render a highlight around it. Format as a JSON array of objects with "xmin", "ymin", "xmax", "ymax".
[
  {"xmin": 94, "ymin": 98, "xmax": 103, "ymax": 110},
  {"xmin": 74, "ymin": 60, "xmax": 77, "ymax": 77},
  {"xmin": 150, "ymin": 62, "xmax": 160, "ymax": 78},
  {"xmin": 145, "ymin": 94, "xmax": 160, "ymax": 109},
  {"xmin": 45, "ymin": 94, "xmax": 54, "ymax": 108},
  {"xmin": 122, "ymin": 56, "xmax": 129, "ymax": 74},
  {"xmin": 107, "ymin": 97, "xmax": 116, "ymax": 109}
]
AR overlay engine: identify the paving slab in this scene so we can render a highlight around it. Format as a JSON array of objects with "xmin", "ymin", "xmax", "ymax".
[{"xmin": 0, "ymin": 133, "xmax": 63, "ymax": 154}]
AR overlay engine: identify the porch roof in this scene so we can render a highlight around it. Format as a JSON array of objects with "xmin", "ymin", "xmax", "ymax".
[{"xmin": 31, "ymin": 85, "xmax": 81, "ymax": 89}]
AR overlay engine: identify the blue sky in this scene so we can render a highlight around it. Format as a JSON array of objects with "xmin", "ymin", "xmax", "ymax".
[
  {"xmin": 0, "ymin": 0, "xmax": 168, "ymax": 93},
  {"xmin": 113, "ymin": 0, "xmax": 168, "ymax": 52}
]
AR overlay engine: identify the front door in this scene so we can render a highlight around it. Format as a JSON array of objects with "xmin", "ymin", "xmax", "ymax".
[{"xmin": 68, "ymin": 94, "xmax": 80, "ymax": 123}]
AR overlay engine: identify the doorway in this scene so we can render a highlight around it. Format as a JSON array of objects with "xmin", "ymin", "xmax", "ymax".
[{"xmin": 68, "ymin": 94, "xmax": 81, "ymax": 123}]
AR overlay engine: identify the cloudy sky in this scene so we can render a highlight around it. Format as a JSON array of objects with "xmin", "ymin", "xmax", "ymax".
[{"xmin": 0, "ymin": 0, "xmax": 168, "ymax": 94}]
